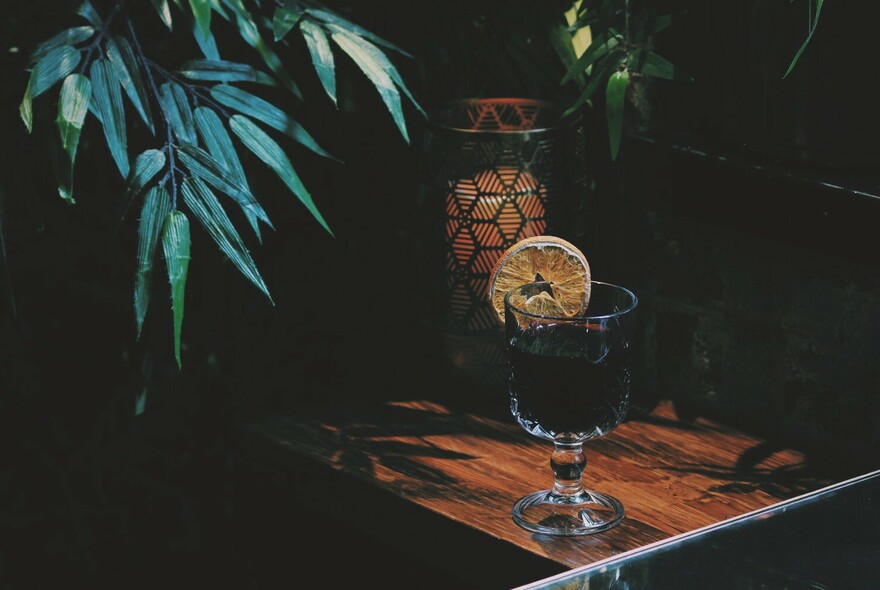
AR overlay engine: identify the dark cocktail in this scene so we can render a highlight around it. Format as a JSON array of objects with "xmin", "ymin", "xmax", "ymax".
[
  {"xmin": 508, "ymin": 320, "xmax": 631, "ymax": 440},
  {"xmin": 504, "ymin": 280, "xmax": 638, "ymax": 535}
]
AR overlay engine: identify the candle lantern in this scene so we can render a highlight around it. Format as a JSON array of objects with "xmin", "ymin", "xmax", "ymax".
[{"xmin": 419, "ymin": 98, "xmax": 587, "ymax": 385}]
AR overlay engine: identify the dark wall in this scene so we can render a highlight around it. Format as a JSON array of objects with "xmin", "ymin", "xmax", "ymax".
[
  {"xmin": 615, "ymin": 139, "xmax": 880, "ymax": 477},
  {"xmin": 608, "ymin": 0, "xmax": 880, "ymax": 474}
]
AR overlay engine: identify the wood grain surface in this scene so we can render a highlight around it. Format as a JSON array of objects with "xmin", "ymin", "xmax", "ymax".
[{"xmin": 244, "ymin": 398, "xmax": 833, "ymax": 572}]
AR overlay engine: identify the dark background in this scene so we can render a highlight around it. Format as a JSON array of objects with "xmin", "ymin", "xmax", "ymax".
[{"xmin": 2, "ymin": 1, "xmax": 879, "ymax": 588}]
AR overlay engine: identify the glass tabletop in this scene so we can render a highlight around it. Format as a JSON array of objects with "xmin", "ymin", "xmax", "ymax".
[{"xmin": 518, "ymin": 468, "xmax": 880, "ymax": 589}]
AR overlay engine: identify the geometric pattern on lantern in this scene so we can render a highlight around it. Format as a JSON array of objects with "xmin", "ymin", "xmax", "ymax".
[
  {"xmin": 464, "ymin": 100, "xmax": 545, "ymax": 132},
  {"xmin": 445, "ymin": 164, "xmax": 547, "ymax": 331}
]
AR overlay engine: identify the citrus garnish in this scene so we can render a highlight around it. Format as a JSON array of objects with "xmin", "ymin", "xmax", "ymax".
[
  {"xmin": 488, "ymin": 235, "xmax": 591, "ymax": 326},
  {"xmin": 522, "ymin": 290, "xmax": 568, "ymax": 317}
]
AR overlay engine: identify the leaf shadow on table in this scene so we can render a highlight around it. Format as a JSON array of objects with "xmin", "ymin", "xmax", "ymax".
[
  {"xmin": 252, "ymin": 401, "xmax": 527, "ymax": 500},
  {"xmin": 662, "ymin": 440, "xmax": 832, "ymax": 499},
  {"xmin": 625, "ymin": 405, "xmax": 704, "ymax": 432}
]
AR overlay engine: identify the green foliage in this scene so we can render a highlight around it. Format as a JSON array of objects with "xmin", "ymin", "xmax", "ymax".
[
  {"xmin": 192, "ymin": 106, "xmax": 262, "ymax": 237},
  {"xmin": 299, "ymin": 20, "xmax": 336, "ymax": 106},
  {"xmin": 605, "ymin": 69, "xmax": 628, "ymax": 161},
  {"xmin": 30, "ymin": 26, "xmax": 95, "ymax": 64},
  {"xmin": 556, "ymin": 0, "xmax": 690, "ymax": 162},
  {"xmin": 151, "ymin": 0, "xmax": 174, "ymax": 31},
  {"xmin": 178, "ymin": 59, "xmax": 276, "ymax": 85},
  {"xmin": 557, "ymin": 0, "xmax": 823, "ymax": 160},
  {"xmin": 21, "ymin": 45, "xmax": 82, "ymax": 132},
  {"xmin": 161, "ymin": 209, "xmax": 191, "ymax": 368},
  {"xmin": 188, "ymin": 0, "xmax": 212, "ymax": 37},
  {"xmin": 159, "ymin": 81, "xmax": 197, "ymax": 144},
  {"xmin": 181, "ymin": 175, "xmax": 270, "ymax": 302},
  {"xmin": 210, "ymin": 84, "xmax": 333, "ymax": 158},
  {"xmin": 90, "ymin": 59, "xmax": 130, "ymax": 176},
  {"xmin": 784, "ymin": 0, "xmax": 824, "ymax": 79},
  {"xmin": 56, "ymin": 73, "xmax": 91, "ymax": 202},
  {"xmin": 106, "ymin": 36, "xmax": 155, "ymax": 132},
  {"xmin": 136, "ymin": 186, "xmax": 172, "ymax": 336},
  {"xmin": 230, "ymin": 114, "xmax": 330, "ymax": 235},
  {"xmin": 21, "ymin": 0, "xmax": 422, "ymax": 367},
  {"xmin": 124, "ymin": 149, "xmax": 167, "ymax": 213}
]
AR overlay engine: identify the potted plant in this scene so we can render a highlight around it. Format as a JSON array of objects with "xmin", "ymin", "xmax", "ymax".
[{"xmin": 550, "ymin": 0, "xmax": 825, "ymax": 163}]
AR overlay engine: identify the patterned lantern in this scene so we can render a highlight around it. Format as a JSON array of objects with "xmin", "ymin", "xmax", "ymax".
[{"xmin": 420, "ymin": 98, "xmax": 587, "ymax": 384}]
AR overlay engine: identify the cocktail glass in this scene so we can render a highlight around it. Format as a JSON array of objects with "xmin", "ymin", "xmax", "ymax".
[{"xmin": 504, "ymin": 280, "xmax": 638, "ymax": 536}]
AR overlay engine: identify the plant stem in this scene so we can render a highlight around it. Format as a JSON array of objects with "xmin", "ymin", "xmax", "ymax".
[
  {"xmin": 125, "ymin": 15, "xmax": 179, "ymax": 208},
  {"xmin": 78, "ymin": 4, "xmax": 121, "ymax": 74},
  {"xmin": 144, "ymin": 59, "xmax": 232, "ymax": 118}
]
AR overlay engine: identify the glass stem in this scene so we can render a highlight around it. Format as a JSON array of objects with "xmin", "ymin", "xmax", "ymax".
[{"xmin": 550, "ymin": 440, "xmax": 585, "ymax": 497}]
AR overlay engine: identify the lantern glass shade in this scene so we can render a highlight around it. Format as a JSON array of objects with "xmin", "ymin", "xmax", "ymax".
[{"xmin": 419, "ymin": 98, "xmax": 588, "ymax": 384}]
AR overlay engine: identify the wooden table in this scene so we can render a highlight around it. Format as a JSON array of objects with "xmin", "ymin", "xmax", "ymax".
[{"xmin": 238, "ymin": 396, "xmax": 833, "ymax": 588}]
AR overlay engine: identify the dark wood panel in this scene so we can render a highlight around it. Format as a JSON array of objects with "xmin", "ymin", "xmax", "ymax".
[{"xmin": 243, "ymin": 399, "xmax": 833, "ymax": 573}]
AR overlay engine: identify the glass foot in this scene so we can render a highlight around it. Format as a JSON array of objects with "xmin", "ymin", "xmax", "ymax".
[{"xmin": 512, "ymin": 489, "xmax": 624, "ymax": 536}]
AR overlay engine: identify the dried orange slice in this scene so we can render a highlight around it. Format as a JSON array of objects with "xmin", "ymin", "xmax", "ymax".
[
  {"xmin": 521, "ymin": 290, "xmax": 568, "ymax": 317},
  {"xmin": 488, "ymin": 235, "xmax": 591, "ymax": 326}
]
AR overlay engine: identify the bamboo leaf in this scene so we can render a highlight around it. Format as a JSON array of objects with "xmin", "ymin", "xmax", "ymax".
[
  {"xmin": 77, "ymin": 1, "xmax": 103, "ymax": 27},
  {"xmin": 227, "ymin": 3, "xmax": 302, "ymax": 99},
  {"xmin": 563, "ymin": 49, "xmax": 624, "ymax": 117},
  {"xmin": 784, "ymin": 0, "xmax": 824, "ymax": 78},
  {"xmin": 123, "ymin": 149, "xmax": 167, "ymax": 218},
  {"xmin": 55, "ymin": 73, "xmax": 91, "ymax": 202},
  {"xmin": 56, "ymin": 73, "xmax": 91, "ymax": 164},
  {"xmin": 20, "ymin": 95, "xmax": 31, "ymax": 134},
  {"xmin": 135, "ymin": 388, "xmax": 147, "ymax": 415},
  {"xmin": 90, "ymin": 59, "xmax": 130, "ymax": 178},
  {"xmin": 161, "ymin": 210, "xmax": 191, "ymax": 368},
  {"xmin": 208, "ymin": 0, "xmax": 228, "ymax": 20},
  {"xmin": 181, "ymin": 176, "xmax": 272, "ymax": 301},
  {"xmin": 273, "ymin": 4, "xmax": 302, "ymax": 41},
  {"xmin": 151, "ymin": 0, "xmax": 174, "ymax": 30},
  {"xmin": 30, "ymin": 26, "xmax": 94, "ymax": 65},
  {"xmin": 192, "ymin": 107, "xmax": 267, "ymax": 239},
  {"xmin": 88, "ymin": 99, "xmax": 103, "ymax": 125},
  {"xmin": 136, "ymin": 186, "xmax": 172, "ymax": 336},
  {"xmin": 307, "ymin": 8, "xmax": 411, "ymax": 57},
  {"xmin": 192, "ymin": 107, "xmax": 247, "ymax": 186},
  {"xmin": 549, "ymin": 21, "xmax": 582, "ymax": 87},
  {"xmin": 27, "ymin": 45, "xmax": 82, "ymax": 99},
  {"xmin": 177, "ymin": 143, "xmax": 272, "ymax": 231},
  {"xmin": 627, "ymin": 49, "xmax": 693, "ymax": 81},
  {"xmin": 210, "ymin": 84, "xmax": 335, "ymax": 159},
  {"xmin": 178, "ymin": 59, "xmax": 273, "ymax": 85},
  {"xmin": 192, "ymin": 14, "xmax": 220, "ymax": 59},
  {"xmin": 176, "ymin": 144, "xmax": 246, "ymax": 199},
  {"xmin": 606, "ymin": 70, "xmax": 629, "ymax": 162},
  {"xmin": 230, "ymin": 115, "xmax": 332, "ymax": 236},
  {"xmin": 158, "ymin": 82, "xmax": 197, "ymax": 145},
  {"xmin": 326, "ymin": 24, "xmax": 423, "ymax": 118},
  {"xmin": 299, "ymin": 20, "xmax": 336, "ymax": 106},
  {"xmin": 329, "ymin": 30, "xmax": 409, "ymax": 143},
  {"xmin": 20, "ymin": 45, "xmax": 81, "ymax": 132},
  {"xmin": 188, "ymin": 0, "xmax": 212, "ymax": 36},
  {"xmin": 569, "ymin": 11, "xmax": 602, "ymax": 30},
  {"xmin": 106, "ymin": 36, "xmax": 156, "ymax": 134},
  {"xmin": 561, "ymin": 31, "xmax": 620, "ymax": 85},
  {"xmin": 570, "ymin": 0, "xmax": 618, "ymax": 30}
]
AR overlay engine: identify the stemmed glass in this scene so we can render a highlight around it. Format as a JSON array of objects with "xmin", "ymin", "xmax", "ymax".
[{"xmin": 504, "ymin": 280, "xmax": 638, "ymax": 536}]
